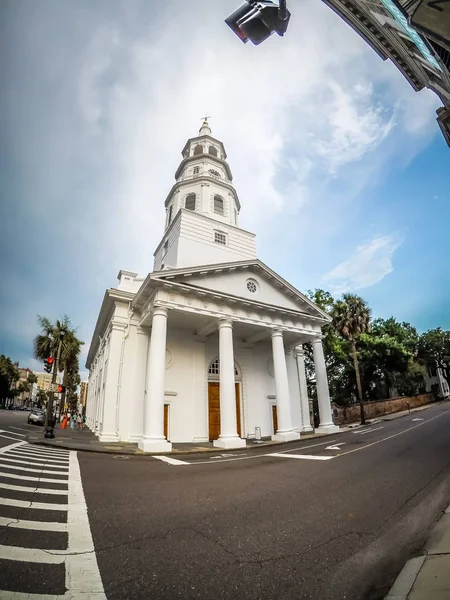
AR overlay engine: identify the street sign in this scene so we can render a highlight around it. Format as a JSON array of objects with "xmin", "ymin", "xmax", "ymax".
[
  {"xmin": 48, "ymin": 383, "xmax": 60, "ymax": 393},
  {"xmin": 411, "ymin": 0, "xmax": 450, "ymax": 49}
]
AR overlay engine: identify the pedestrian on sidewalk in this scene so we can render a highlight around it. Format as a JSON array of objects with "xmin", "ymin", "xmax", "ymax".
[
  {"xmin": 61, "ymin": 413, "xmax": 68, "ymax": 429},
  {"xmin": 70, "ymin": 413, "xmax": 75, "ymax": 430},
  {"xmin": 82, "ymin": 414, "xmax": 86, "ymax": 429},
  {"xmin": 76, "ymin": 413, "xmax": 82, "ymax": 431}
]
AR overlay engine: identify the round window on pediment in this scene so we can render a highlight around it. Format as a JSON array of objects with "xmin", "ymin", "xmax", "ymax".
[{"xmin": 246, "ymin": 278, "xmax": 259, "ymax": 294}]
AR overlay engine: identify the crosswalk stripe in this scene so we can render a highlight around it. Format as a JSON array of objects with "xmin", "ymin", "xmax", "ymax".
[
  {"xmin": 0, "ymin": 463, "xmax": 69, "ymax": 475},
  {"xmin": 0, "ymin": 481, "xmax": 68, "ymax": 495},
  {"xmin": 0, "ymin": 441, "xmax": 26, "ymax": 453},
  {"xmin": 0, "ymin": 457, "xmax": 69, "ymax": 469},
  {"xmin": 0, "ymin": 428, "xmax": 25, "ymax": 437},
  {"xmin": 0, "ymin": 516, "xmax": 67, "ymax": 531},
  {"xmin": 0, "ymin": 471, "xmax": 68, "ymax": 485},
  {"xmin": 0, "ymin": 433, "xmax": 29, "ymax": 442},
  {"xmin": 0, "ymin": 497, "xmax": 68, "ymax": 510},
  {"xmin": 0, "ymin": 591, "xmax": 65, "ymax": 599},
  {"xmin": 0, "ymin": 544, "xmax": 65, "ymax": 563},
  {"xmin": 19, "ymin": 445, "xmax": 70, "ymax": 457},
  {"xmin": 6, "ymin": 450, "xmax": 70, "ymax": 464},
  {"xmin": 10, "ymin": 446, "xmax": 70, "ymax": 458}
]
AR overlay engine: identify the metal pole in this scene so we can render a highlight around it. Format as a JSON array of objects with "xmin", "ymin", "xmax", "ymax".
[
  {"xmin": 279, "ymin": 0, "xmax": 288, "ymax": 20},
  {"xmin": 44, "ymin": 336, "xmax": 63, "ymax": 439}
]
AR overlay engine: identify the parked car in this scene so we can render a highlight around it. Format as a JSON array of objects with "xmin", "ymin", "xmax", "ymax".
[{"xmin": 28, "ymin": 410, "xmax": 45, "ymax": 426}]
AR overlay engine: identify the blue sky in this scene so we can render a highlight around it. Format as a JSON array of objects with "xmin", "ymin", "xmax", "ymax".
[{"xmin": 1, "ymin": 0, "xmax": 449, "ymax": 378}]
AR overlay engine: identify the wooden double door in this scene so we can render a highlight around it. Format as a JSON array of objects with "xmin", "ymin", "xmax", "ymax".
[{"xmin": 208, "ymin": 382, "xmax": 241, "ymax": 441}]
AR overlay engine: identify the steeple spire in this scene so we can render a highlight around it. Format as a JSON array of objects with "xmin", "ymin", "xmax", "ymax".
[{"xmin": 199, "ymin": 115, "xmax": 211, "ymax": 136}]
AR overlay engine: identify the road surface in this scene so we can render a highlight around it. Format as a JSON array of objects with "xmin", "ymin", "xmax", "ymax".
[{"xmin": 1, "ymin": 402, "xmax": 450, "ymax": 599}]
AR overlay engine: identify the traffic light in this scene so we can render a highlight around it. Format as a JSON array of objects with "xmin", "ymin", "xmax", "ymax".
[
  {"xmin": 225, "ymin": 1, "xmax": 290, "ymax": 45},
  {"xmin": 57, "ymin": 385, "xmax": 66, "ymax": 394},
  {"xmin": 44, "ymin": 357, "xmax": 54, "ymax": 373}
]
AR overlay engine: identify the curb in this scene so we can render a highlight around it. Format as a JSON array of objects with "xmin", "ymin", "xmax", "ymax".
[{"xmin": 384, "ymin": 556, "xmax": 426, "ymax": 599}]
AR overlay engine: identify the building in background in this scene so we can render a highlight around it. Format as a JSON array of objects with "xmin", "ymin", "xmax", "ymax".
[
  {"xmin": 322, "ymin": 0, "xmax": 450, "ymax": 146},
  {"xmin": 424, "ymin": 366, "xmax": 450, "ymax": 398},
  {"xmin": 79, "ymin": 381, "xmax": 88, "ymax": 412},
  {"xmin": 34, "ymin": 371, "xmax": 61, "ymax": 393},
  {"xmin": 14, "ymin": 366, "xmax": 34, "ymax": 406}
]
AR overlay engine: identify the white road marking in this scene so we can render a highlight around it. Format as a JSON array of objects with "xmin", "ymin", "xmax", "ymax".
[
  {"xmin": 0, "ymin": 497, "xmax": 68, "ymax": 510},
  {"xmin": 0, "ymin": 481, "xmax": 68, "ymax": 495},
  {"xmin": 412, "ymin": 418, "xmax": 424, "ymax": 421},
  {"xmin": 65, "ymin": 451, "xmax": 106, "ymax": 597},
  {"xmin": 0, "ymin": 428, "xmax": 25, "ymax": 436},
  {"xmin": 0, "ymin": 593, "xmax": 66, "ymax": 600},
  {"xmin": 354, "ymin": 426, "xmax": 384, "ymax": 435},
  {"xmin": 0, "ymin": 441, "xmax": 26, "ymax": 453},
  {"xmin": 0, "ymin": 433, "xmax": 29, "ymax": 442},
  {"xmin": 337, "ymin": 410, "xmax": 450, "ymax": 457},
  {"xmin": 6, "ymin": 450, "xmax": 70, "ymax": 464},
  {"xmin": 0, "ymin": 471, "xmax": 68, "ymax": 484},
  {"xmin": 280, "ymin": 439, "xmax": 338, "ymax": 454},
  {"xmin": 152, "ymin": 455, "xmax": 190, "ymax": 465},
  {"xmin": 325, "ymin": 443, "xmax": 345, "ymax": 450},
  {"xmin": 0, "ymin": 462, "xmax": 69, "ymax": 475},
  {"xmin": 10, "ymin": 446, "xmax": 69, "ymax": 458},
  {"xmin": 8, "ymin": 426, "xmax": 29, "ymax": 433},
  {"xmin": 0, "ymin": 545, "xmax": 65, "ymax": 563},
  {"xmin": 0, "ymin": 515, "xmax": 67, "ymax": 531},
  {"xmin": 0, "ymin": 456, "xmax": 69, "ymax": 469},
  {"xmin": 269, "ymin": 453, "xmax": 334, "ymax": 461}
]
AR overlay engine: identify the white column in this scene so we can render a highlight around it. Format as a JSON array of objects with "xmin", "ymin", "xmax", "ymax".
[
  {"xmin": 295, "ymin": 345, "xmax": 313, "ymax": 432},
  {"xmin": 98, "ymin": 325, "xmax": 125, "ymax": 442},
  {"xmin": 312, "ymin": 337, "xmax": 339, "ymax": 433},
  {"xmin": 271, "ymin": 330, "xmax": 300, "ymax": 442},
  {"xmin": 139, "ymin": 307, "xmax": 172, "ymax": 453},
  {"xmin": 214, "ymin": 319, "xmax": 246, "ymax": 449}
]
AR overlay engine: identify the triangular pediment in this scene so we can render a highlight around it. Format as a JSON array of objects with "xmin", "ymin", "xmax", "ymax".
[{"xmin": 152, "ymin": 260, "xmax": 330, "ymax": 322}]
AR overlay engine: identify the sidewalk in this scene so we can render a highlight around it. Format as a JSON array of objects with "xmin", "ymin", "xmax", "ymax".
[
  {"xmin": 26, "ymin": 399, "xmax": 446, "ymax": 456},
  {"xmin": 385, "ymin": 504, "xmax": 450, "ymax": 599}
]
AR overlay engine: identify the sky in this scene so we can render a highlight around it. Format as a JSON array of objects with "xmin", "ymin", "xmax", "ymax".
[{"xmin": 1, "ymin": 0, "xmax": 449, "ymax": 380}]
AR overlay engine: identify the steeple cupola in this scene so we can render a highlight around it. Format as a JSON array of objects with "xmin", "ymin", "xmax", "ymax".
[{"xmin": 153, "ymin": 122, "xmax": 257, "ymax": 272}]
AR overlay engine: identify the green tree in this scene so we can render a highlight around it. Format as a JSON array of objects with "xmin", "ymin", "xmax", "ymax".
[
  {"xmin": 0, "ymin": 355, "xmax": 20, "ymax": 407},
  {"xmin": 33, "ymin": 315, "xmax": 84, "ymax": 422},
  {"xmin": 418, "ymin": 328, "xmax": 450, "ymax": 374},
  {"xmin": 331, "ymin": 294, "xmax": 371, "ymax": 424}
]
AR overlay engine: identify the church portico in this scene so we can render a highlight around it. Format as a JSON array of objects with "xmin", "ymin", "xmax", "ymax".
[{"xmin": 86, "ymin": 120, "xmax": 339, "ymax": 450}]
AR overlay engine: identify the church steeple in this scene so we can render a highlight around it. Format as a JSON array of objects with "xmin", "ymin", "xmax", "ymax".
[{"xmin": 153, "ymin": 123, "xmax": 257, "ymax": 271}]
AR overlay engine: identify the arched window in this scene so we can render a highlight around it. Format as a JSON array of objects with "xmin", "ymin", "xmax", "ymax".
[
  {"xmin": 193, "ymin": 166, "xmax": 200, "ymax": 175},
  {"xmin": 193, "ymin": 145, "xmax": 203, "ymax": 156},
  {"xmin": 214, "ymin": 195, "xmax": 224, "ymax": 215},
  {"xmin": 208, "ymin": 358, "xmax": 239, "ymax": 377},
  {"xmin": 185, "ymin": 194, "xmax": 196, "ymax": 211},
  {"xmin": 208, "ymin": 145, "xmax": 218, "ymax": 157},
  {"xmin": 167, "ymin": 205, "xmax": 173, "ymax": 225}
]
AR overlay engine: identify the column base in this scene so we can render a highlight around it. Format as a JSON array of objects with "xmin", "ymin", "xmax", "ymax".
[
  {"xmin": 98, "ymin": 432, "xmax": 119, "ymax": 442},
  {"xmin": 138, "ymin": 437, "xmax": 172, "ymax": 453},
  {"xmin": 315, "ymin": 424, "xmax": 340, "ymax": 434},
  {"xmin": 213, "ymin": 437, "xmax": 247, "ymax": 449},
  {"xmin": 301, "ymin": 426, "xmax": 314, "ymax": 433},
  {"xmin": 271, "ymin": 431, "xmax": 301, "ymax": 443}
]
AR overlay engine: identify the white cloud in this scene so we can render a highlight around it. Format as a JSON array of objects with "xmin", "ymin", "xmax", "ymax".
[
  {"xmin": 322, "ymin": 235, "xmax": 403, "ymax": 294},
  {"xmin": 0, "ymin": 0, "xmax": 443, "ymax": 367}
]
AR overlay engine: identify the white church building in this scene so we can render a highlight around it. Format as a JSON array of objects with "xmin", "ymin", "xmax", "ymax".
[{"xmin": 85, "ymin": 120, "xmax": 339, "ymax": 452}]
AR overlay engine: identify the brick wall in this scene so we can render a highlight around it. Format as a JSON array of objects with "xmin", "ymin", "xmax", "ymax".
[{"xmin": 332, "ymin": 394, "xmax": 434, "ymax": 425}]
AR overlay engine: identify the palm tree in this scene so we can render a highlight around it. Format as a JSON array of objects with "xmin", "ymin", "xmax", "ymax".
[
  {"xmin": 332, "ymin": 294, "xmax": 371, "ymax": 424},
  {"xmin": 34, "ymin": 315, "xmax": 83, "ymax": 426}
]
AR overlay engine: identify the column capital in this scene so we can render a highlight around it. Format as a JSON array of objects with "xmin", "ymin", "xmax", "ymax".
[
  {"xmin": 271, "ymin": 328, "xmax": 284, "ymax": 339},
  {"xmin": 294, "ymin": 345, "xmax": 305, "ymax": 357},
  {"xmin": 311, "ymin": 335, "xmax": 323, "ymax": 345},
  {"xmin": 218, "ymin": 318, "xmax": 233, "ymax": 329},
  {"xmin": 152, "ymin": 306, "xmax": 169, "ymax": 318}
]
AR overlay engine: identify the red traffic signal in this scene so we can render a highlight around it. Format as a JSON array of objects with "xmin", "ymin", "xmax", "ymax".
[
  {"xmin": 44, "ymin": 357, "xmax": 54, "ymax": 373},
  {"xmin": 57, "ymin": 385, "xmax": 66, "ymax": 394}
]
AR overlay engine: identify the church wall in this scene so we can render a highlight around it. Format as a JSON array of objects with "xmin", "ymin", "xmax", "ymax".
[
  {"xmin": 164, "ymin": 330, "xmax": 204, "ymax": 442},
  {"xmin": 154, "ymin": 216, "xmax": 181, "ymax": 271},
  {"xmin": 128, "ymin": 326, "xmax": 148, "ymax": 442},
  {"xmin": 176, "ymin": 211, "xmax": 256, "ymax": 268},
  {"xmin": 287, "ymin": 351, "xmax": 302, "ymax": 431}
]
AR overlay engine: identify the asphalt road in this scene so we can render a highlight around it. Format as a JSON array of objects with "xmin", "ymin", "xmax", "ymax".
[{"xmin": 2, "ymin": 402, "xmax": 450, "ymax": 599}]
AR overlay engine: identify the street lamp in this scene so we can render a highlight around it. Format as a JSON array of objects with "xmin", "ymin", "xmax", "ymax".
[{"xmin": 225, "ymin": 0, "xmax": 290, "ymax": 45}]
